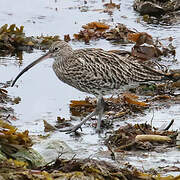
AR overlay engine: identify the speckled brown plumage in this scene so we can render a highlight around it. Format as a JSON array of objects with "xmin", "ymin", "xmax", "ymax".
[
  {"xmin": 51, "ymin": 41, "xmax": 166, "ymax": 96},
  {"xmin": 11, "ymin": 40, "xmax": 171, "ymax": 133}
]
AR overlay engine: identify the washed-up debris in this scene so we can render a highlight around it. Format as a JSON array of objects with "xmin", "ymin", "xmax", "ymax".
[
  {"xmin": 73, "ymin": 22, "xmax": 135, "ymax": 44},
  {"xmin": 104, "ymin": 23, "xmax": 135, "ymax": 43},
  {"xmin": 72, "ymin": 22, "xmax": 176, "ymax": 61},
  {"xmin": 0, "ymin": 119, "xmax": 46, "ymax": 168},
  {"xmin": 64, "ymin": 34, "xmax": 71, "ymax": 42},
  {"xmin": 123, "ymin": 93, "xmax": 149, "ymax": 107},
  {"xmin": 43, "ymin": 120, "xmax": 57, "ymax": 132},
  {"xmin": 69, "ymin": 94, "xmax": 149, "ymax": 122},
  {"xmin": 55, "ymin": 116, "xmax": 73, "ymax": 129},
  {"xmin": 39, "ymin": 158, "xmax": 180, "ymax": 179},
  {"xmin": 127, "ymin": 32, "xmax": 176, "ymax": 60},
  {"xmin": 105, "ymin": 27, "xmax": 176, "ymax": 60},
  {"xmin": 103, "ymin": 1, "xmax": 120, "ymax": 10},
  {"xmin": 0, "ymin": 24, "xmax": 60, "ymax": 56},
  {"xmin": 135, "ymin": 134, "xmax": 172, "ymax": 142},
  {"xmin": 132, "ymin": 77, "xmax": 180, "ymax": 96},
  {"xmin": 67, "ymin": 87, "xmax": 180, "ymax": 131},
  {"xmin": 12, "ymin": 97, "xmax": 21, "ymax": 104},
  {"xmin": 32, "ymin": 137, "xmax": 73, "ymax": 163},
  {"xmin": 43, "ymin": 117, "xmax": 72, "ymax": 132},
  {"xmin": 73, "ymin": 21, "xmax": 110, "ymax": 44},
  {"xmin": 133, "ymin": 0, "xmax": 165, "ymax": 16},
  {"xmin": 0, "ymin": 85, "xmax": 19, "ymax": 120},
  {"xmin": 0, "ymin": 24, "xmax": 175, "ymax": 63},
  {"xmin": 103, "ymin": 0, "xmax": 120, "ymax": 14},
  {"xmin": 134, "ymin": 0, "xmax": 180, "ymax": 25},
  {"xmin": 0, "ymin": 159, "xmax": 50, "ymax": 179},
  {"xmin": 133, "ymin": 0, "xmax": 180, "ymax": 16},
  {"xmin": 142, "ymin": 13, "xmax": 180, "ymax": 25},
  {"xmin": 131, "ymin": 45, "xmax": 162, "ymax": 60},
  {"xmin": 82, "ymin": 22, "xmax": 110, "ymax": 30},
  {"xmin": 128, "ymin": 32, "xmax": 154, "ymax": 46},
  {"xmin": 105, "ymin": 123, "xmax": 177, "ymax": 151},
  {"xmin": 0, "ymin": 88, "xmax": 20, "ymax": 105},
  {"xmin": 0, "ymin": 24, "xmax": 29, "ymax": 53},
  {"xmin": 92, "ymin": 1, "xmax": 120, "ymax": 15},
  {"xmin": 127, "ymin": 32, "xmax": 160, "ymax": 60},
  {"xmin": 0, "ymin": 119, "xmax": 32, "ymax": 148},
  {"xmin": 0, "ymin": 157, "xmax": 179, "ymax": 180},
  {"xmin": 70, "ymin": 99, "xmax": 96, "ymax": 116},
  {"xmin": 33, "ymin": 35, "xmax": 60, "ymax": 50},
  {"xmin": 153, "ymin": 165, "xmax": 180, "ymax": 175},
  {"xmin": 42, "ymin": 94, "xmax": 150, "ymax": 132},
  {"xmin": 11, "ymin": 148, "xmax": 46, "ymax": 169}
]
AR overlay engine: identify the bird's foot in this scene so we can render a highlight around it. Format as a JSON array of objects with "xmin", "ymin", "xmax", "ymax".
[
  {"xmin": 59, "ymin": 97, "xmax": 105, "ymax": 134},
  {"xmin": 59, "ymin": 124, "xmax": 82, "ymax": 134},
  {"xmin": 95, "ymin": 127, "xmax": 103, "ymax": 134}
]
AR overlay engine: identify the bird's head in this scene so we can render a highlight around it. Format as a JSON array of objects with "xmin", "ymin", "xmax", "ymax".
[
  {"xmin": 49, "ymin": 40, "xmax": 73, "ymax": 59},
  {"xmin": 11, "ymin": 40, "xmax": 73, "ymax": 87}
]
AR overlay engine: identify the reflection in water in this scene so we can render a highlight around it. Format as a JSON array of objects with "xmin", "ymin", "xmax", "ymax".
[{"xmin": 0, "ymin": 50, "xmax": 23, "ymax": 62}]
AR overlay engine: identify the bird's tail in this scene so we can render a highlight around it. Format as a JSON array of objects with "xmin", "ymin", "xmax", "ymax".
[
  {"xmin": 163, "ymin": 70, "xmax": 180, "ymax": 82},
  {"xmin": 139, "ymin": 61, "xmax": 180, "ymax": 82}
]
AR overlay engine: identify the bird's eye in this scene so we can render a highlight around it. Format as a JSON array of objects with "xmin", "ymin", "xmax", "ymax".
[{"xmin": 54, "ymin": 47, "xmax": 58, "ymax": 51}]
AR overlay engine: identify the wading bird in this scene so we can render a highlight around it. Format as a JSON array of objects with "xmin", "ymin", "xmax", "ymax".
[{"xmin": 12, "ymin": 40, "xmax": 174, "ymax": 133}]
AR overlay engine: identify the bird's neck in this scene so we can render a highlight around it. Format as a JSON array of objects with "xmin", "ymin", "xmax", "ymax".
[
  {"xmin": 59, "ymin": 46, "xmax": 74, "ymax": 59},
  {"xmin": 54, "ymin": 51, "xmax": 73, "ymax": 68},
  {"xmin": 56, "ymin": 47, "xmax": 73, "ymax": 60}
]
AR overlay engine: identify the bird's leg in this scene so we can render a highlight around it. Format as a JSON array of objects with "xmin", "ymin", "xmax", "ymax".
[
  {"xmin": 60, "ymin": 110, "xmax": 97, "ymax": 133},
  {"xmin": 60, "ymin": 97, "xmax": 105, "ymax": 134},
  {"xmin": 96, "ymin": 97, "xmax": 105, "ymax": 132}
]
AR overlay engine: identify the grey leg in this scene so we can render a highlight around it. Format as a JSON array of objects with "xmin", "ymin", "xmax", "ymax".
[
  {"xmin": 59, "ymin": 110, "xmax": 97, "ymax": 133},
  {"xmin": 96, "ymin": 97, "xmax": 105, "ymax": 132},
  {"xmin": 60, "ymin": 97, "xmax": 105, "ymax": 134}
]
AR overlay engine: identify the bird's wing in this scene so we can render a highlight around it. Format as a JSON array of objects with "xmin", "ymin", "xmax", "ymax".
[{"xmin": 65, "ymin": 49, "xmax": 165, "ymax": 92}]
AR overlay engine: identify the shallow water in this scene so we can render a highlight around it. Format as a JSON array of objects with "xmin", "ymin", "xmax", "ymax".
[{"xmin": 1, "ymin": 0, "xmax": 180, "ymax": 174}]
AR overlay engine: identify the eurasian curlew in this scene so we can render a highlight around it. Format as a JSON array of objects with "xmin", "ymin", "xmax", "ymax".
[{"xmin": 12, "ymin": 40, "xmax": 174, "ymax": 133}]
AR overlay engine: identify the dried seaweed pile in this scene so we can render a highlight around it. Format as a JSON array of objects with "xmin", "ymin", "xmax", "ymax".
[
  {"xmin": 133, "ymin": 0, "xmax": 180, "ymax": 25},
  {"xmin": 0, "ymin": 119, "xmax": 32, "ymax": 148},
  {"xmin": 0, "ymin": 157, "xmax": 179, "ymax": 180},
  {"xmin": 0, "ymin": 84, "xmax": 20, "ymax": 120},
  {"xmin": 68, "ymin": 91, "xmax": 180, "ymax": 131},
  {"xmin": 0, "ymin": 24, "xmax": 60, "ymax": 56},
  {"xmin": 73, "ymin": 21, "xmax": 110, "ymax": 44},
  {"xmin": 105, "ymin": 123, "xmax": 177, "ymax": 151}
]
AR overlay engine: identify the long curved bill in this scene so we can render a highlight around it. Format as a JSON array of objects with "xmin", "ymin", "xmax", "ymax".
[{"xmin": 11, "ymin": 52, "xmax": 52, "ymax": 87}]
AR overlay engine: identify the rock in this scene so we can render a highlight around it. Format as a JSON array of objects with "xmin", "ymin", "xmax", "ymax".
[
  {"xmin": 134, "ymin": 0, "xmax": 180, "ymax": 16},
  {"xmin": 134, "ymin": 1, "xmax": 165, "ymax": 16},
  {"xmin": 11, "ymin": 148, "xmax": 46, "ymax": 168},
  {"xmin": 131, "ymin": 45, "xmax": 162, "ymax": 60},
  {"xmin": 33, "ymin": 139, "xmax": 74, "ymax": 162},
  {"xmin": 133, "ymin": 0, "xmax": 180, "ymax": 24}
]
